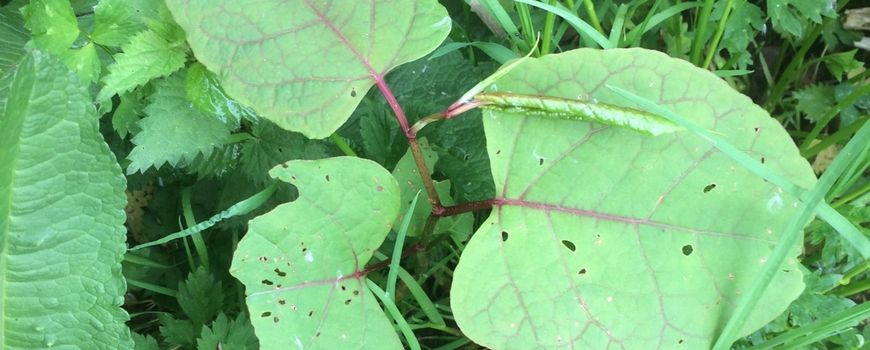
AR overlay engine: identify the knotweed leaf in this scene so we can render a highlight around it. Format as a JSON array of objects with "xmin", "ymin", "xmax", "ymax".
[
  {"xmin": 231, "ymin": 157, "xmax": 402, "ymax": 349},
  {"xmin": 165, "ymin": 0, "xmax": 451, "ymax": 138},
  {"xmin": 451, "ymin": 48, "xmax": 816, "ymax": 349}
]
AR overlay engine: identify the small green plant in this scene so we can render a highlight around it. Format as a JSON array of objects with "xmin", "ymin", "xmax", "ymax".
[{"xmin": 1, "ymin": 0, "xmax": 868, "ymax": 349}]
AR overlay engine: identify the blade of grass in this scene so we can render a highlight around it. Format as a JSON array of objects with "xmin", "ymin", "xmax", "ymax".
[
  {"xmin": 580, "ymin": 0, "xmax": 605, "ymax": 34},
  {"xmin": 621, "ymin": 0, "xmax": 662, "ymax": 47},
  {"xmin": 701, "ymin": 0, "xmax": 734, "ymax": 69},
  {"xmin": 713, "ymin": 69, "xmax": 754, "ymax": 78},
  {"xmin": 429, "ymin": 41, "xmax": 519, "ymax": 64},
  {"xmin": 608, "ymin": 4, "xmax": 628, "ymax": 47},
  {"xmin": 329, "ymin": 133, "xmax": 357, "ymax": 157},
  {"xmin": 432, "ymin": 337, "xmax": 472, "ymax": 350},
  {"xmin": 127, "ymin": 277, "xmax": 178, "ymax": 297},
  {"xmin": 387, "ymin": 192, "xmax": 420, "ymax": 300},
  {"xmin": 627, "ymin": 1, "xmax": 701, "ymax": 39},
  {"xmin": 396, "ymin": 265, "xmax": 446, "ymax": 326},
  {"xmin": 799, "ymin": 84, "xmax": 870, "ymax": 151},
  {"xmin": 123, "ymin": 253, "xmax": 173, "ymax": 269},
  {"xmin": 514, "ymin": 0, "xmax": 612, "ymax": 48},
  {"xmin": 711, "ymin": 115, "xmax": 870, "ymax": 349},
  {"xmin": 747, "ymin": 301, "xmax": 870, "ymax": 350},
  {"xmin": 607, "ymin": 85, "xmax": 870, "ymax": 259},
  {"xmin": 803, "ymin": 116, "xmax": 867, "ymax": 158},
  {"xmin": 515, "ymin": 2, "xmax": 538, "ymax": 54},
  {"xmin": 130, "ymin": 183, "xmax": 278, "ymax": 250},
  {"xmin": 475, "ymin": 0, "xmax": 528, "ymax": 51},
  {"xmin": 689, "ymin": 0, "xmax": 715, "ymax": 65},
  {"xmin": 832, "ymin": 179, "xmax": 870, "ymax": 208},
  {"xmin": 366, "ymin": 279, "xmax": 421, "ymax": 350},
  {"xmin": 181, "ymin": 187, "xmax": 209, "ymax": 269},
  {"xmin": 540, "ymin": 0, "xmax": 557, "ymax": 54}
]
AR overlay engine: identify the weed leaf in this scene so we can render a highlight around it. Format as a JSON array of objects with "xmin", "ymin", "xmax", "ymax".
[
  {"xmin": 165, "ymin": 0, "xmax": 451, "ymax": 138},
  {"xmin": 0, "ymin": 50, "xmax": 132, "ymax": 349},
  {"xmin": 451, "ymin": 48, "xmax": 817, "ymax": 349},
  {"xmin": 231, "ymin": 157, "xmax": 403, "ymax": 349}
]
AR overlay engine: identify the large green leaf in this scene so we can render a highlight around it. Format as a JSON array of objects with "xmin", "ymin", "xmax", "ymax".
[
  {"xmin": 165, "ymin": 0, "xmax": 451, "ymax": 138},
  {"xmin": 0, "ymin": 50, "xmax": 132, "ymax": 349},
  {"xmin": 231, "ymin": 157, "xmax": 402, "ymax": 349},
  {"xmin": 126, "ymin": 71, "xmax": 231, "ymax": 174},
  {"xmin": 0, "ymin": 1, "xmax": 29, "ymax": 75},
  {"xmin": 451, "ymin": 48, "xmax": 817, "ymax": 349}
]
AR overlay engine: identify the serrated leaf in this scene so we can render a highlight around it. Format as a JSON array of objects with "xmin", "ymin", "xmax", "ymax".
[
  {"xmin": 0, "ymin": 2, "xmax": 29, "ymax": 75},
  {"xmin": 794, "ymin": 85, "xmax": 835, "ymax": 122},
  {"xmin": 0, "ymin": 50, "xmax": 132, "ymax": 349},
  {"xmin": 21, "ymin": 0, "xmax": 79, "ymax": 54},
  {"xmin": 159, "ymin": 314, "xmax": 197, "ymax": 348},
  {"xmin": 197, "ymin": 313, "xmax": 258, "ymax": 350},
  {"xmin": 97, "ymin": 30, "xmax": 186, "ymax": 101},
  {"xmin": 230, "ymin": 157, "xmax": 403, "ymax": 349},
  {"xmin": 127, "ymin": 71, "xmax": 231, "ymax": 174},
  {"xmin": 451, "ymin": 48, "xmax": 817, "ymax": 349},
  {"xmin": 165, "ymin": 0, "xmax": 451, "ymax": 138},
  {"xmin": 177, "ymin": 266, "xmax": 224, "ymax": 326},
  {"xmin": 91, "ymin": 0, "xmax": 153, "ymax": 47},
  {"xmin": 714, "ymin": 0, "xmax": 764, "ymax": 68},
  {"xmin": 768, "ymin": 0, "xmax": 836, "ymax": 38},
  {"xmin": 113, "ymin": 90, "xmax": 143, "ymax": 138},
  {"xmin": 61, "ymin": 42, "xmax": 100, "ymax": 82},
  {"xmin": 822, "ymin": 49, "xmax": 863, "ymax": 81},
  {"xmin": 239, "ymin": 120, "xmax": 329, "ymax": 185},
  {"xmin": 132, "ymin": 333, "xmax": 160, "ymax": 350}
]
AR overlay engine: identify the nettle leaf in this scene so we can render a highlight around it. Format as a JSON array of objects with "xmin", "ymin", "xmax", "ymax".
[
  {"xmin": 239, "ymin": 120, "xmax": 330, "ymax": 185},
  {"xmin": 127, "ymin": 71, "xmax": 231, "ymax": 174},
  {"xmin": 0, "ymin": 50, "xmax": 132, "ymax": 349},
  {"xmin": 60, "ymin": 42, "xmax": 100, "ymax": 83},
  {"xmin": 177, "ymin": 267, "xmax": 224, "ymax": 326},
  {"xmin": 97, "ymin": 29, "xmax": 187, "ymax": 101},
  {"xmin": 165, "ymin": 0, "xmax": 451, "ymax": 138},
  {"xmin": 230, "ymin": 157, "xmax": 402, "ymax": 349},
  {"xmin": 91, "ymin": 0, "xmax": 156, "ymax": 47},
  {"xmin": 794, "ymin": 84, "xmax": 835, "ymax": 122},
  {"xmin": 451, "ymin": 48, "xmax": 817, "ymax": 349},
  {"xmin": 21, "ymin": 0, "xmax": 79, "ymax": 54},
  {"xmin": 197, "ymin": 313, "xmax": 258, "ymax": 350},
  {"xmin": 767, "ymin": 0, "xmax": 836, "ymax": 38}
]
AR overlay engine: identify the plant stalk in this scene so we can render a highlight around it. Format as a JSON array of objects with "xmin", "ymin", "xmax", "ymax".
[{"xmin": 372, "ymin": 74, "xmax": 444, "ymax": 211}]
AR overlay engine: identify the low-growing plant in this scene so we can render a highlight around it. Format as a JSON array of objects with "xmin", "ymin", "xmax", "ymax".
[{"xmin": 1, "ymin": 0, "xmax": 868, "ymax": 349}]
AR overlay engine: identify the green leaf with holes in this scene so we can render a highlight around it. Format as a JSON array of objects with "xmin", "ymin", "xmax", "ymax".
[
  {"xmin": 450, "ymin": 48, "xmax": 817, "ymax": 349},
  {"xmin": 0, "ymin": 50, "xmax": 132, "ymax": 349},
  {"xmin": 230, "ymin": 157, "xmax": 402, "ymax": 349},
  {"xmin": 165, "ymin": 0, "xmax": 451, "ymax": 138}
]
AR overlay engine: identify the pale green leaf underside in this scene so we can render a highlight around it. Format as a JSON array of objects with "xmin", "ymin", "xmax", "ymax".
[
  {"xmin": 165, "ymin": 0, "xmax": 451, "ymax": 138},
  {"xmin": 0, "ymin": 50, "xmax": 132, "ymax": 349},
  {"xmin": 127, "ymin": 71, "xmax": 231, "ymax": 174},
  {"xmin": 475, "ymin": 92, "xmax": 682, "ymax": 136},
  {"xmin": 451, "ymin": 48, "xmax": 817, "ymax": 349},
  {"xmin": 231, "ymin": 157, "xmax": 402, "ymax": 350}
]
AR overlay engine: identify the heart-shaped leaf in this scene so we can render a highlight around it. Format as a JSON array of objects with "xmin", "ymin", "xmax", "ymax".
[
  {"xmin": 451, "ymin": 48, "xmax": 817, "ymax": 349},
  {"xmin": 165, "ymin": 0, "xmax": 451, "ymax": 138},
  {"xmin": 231, "ymin": 157, "xmax": 402, "ymax": 349}
]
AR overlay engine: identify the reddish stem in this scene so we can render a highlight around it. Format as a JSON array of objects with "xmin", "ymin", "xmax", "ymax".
[
  {"xmin": 437, "ymin": 198, "xmax": 501, "ymax": 217},
  {"xmin": 372, "ymin": 73, "xmax": 443, "ymax": 211}
]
